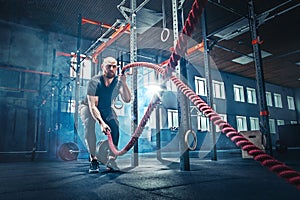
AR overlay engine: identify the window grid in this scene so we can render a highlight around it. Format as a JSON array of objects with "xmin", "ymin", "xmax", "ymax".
[
  {"xmin": 269, "ymin": 119, "xmax": 276, "ymax": 134},
  {"xmin": 287, "ymin": 96, "xmax": 295, "ymax": 110},
  {"xmin": 197, "ymin": 114, "xmax": 209, "ymax": 131},
  {"xmin": 277, "ymin": 120, "xmax": 285, "ymax": 126},
  {"xmin": 168, "ymin": 109, "xmax": 178, "ymax": 128},
  {"xmin": 195, "ymin": 77, "xmax": 207, "ymax": 96},
  {"xmin": 233, "ymin": 85, "xmax": 245, "ymax": 102},
  {"xmin": 166, "ymin": 79, "xmax": 177, "ymax": 92},
  {"xmin": 266, "ymin": 91, "xmax": 273, "ymax": 106},
  {"xmin": 274, "ymin": 93, "xmax": 282, "ymax": 108},
  {"xmin": 250, "ymin": 117, "xmax": 259, "ymax": 130},
  {"xmin": 246, "ymin": 87, "xmax": 257, "ymax": 104},
  {"xmin": 212, "ymin": 80, "xmax": 225, "ymax": 99},
  {"xmin": 236, "ymin": 116, "xmax": 247, "ymax": 132}
]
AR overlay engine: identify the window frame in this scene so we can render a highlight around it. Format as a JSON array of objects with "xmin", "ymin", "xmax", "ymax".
[
  {"xmin": 212, "ymin": 80, "xmax": 226, "ymax": 99},
  {"xmin": 269, "ymin": 119, "xmax": 276, "ymax": 134},
  {"xmin": 287, "ymin": 96, "xmax": 295, "ymax": 110},
  {"xmin": 266, "ymin": 91, "xmax": 273, "ymax": 106},
  {"xmin": 249, "ymin": 117, "xmax": 259, "ymax": 131},
  {"xmin": 194, "ymin": 76, "xmax": 207, "ymax": 96},
  {"xmin": 274, "ymin": 93, "xmax": 283, "ymax": 108},
  {"xmin": 167, "ymin": 109, "xmax": 179, "ymax": 128},
  {"xmin": 246, "ymin": 87, "xmax": 257, "ymax": 104},
  {"xmin": 236, "ymin": 115, "xmax": 247, "ymax": 132},
  {"xmin": 197, "ymin": 114, "xmax": 209, "ymax": 131},
  {"xmin": 277, "ymin": 119, "xmax": 285, "ymax": 126},
  {"xmin": 233, "ymin": 84, "xmax": 245, "ymax": 102}
]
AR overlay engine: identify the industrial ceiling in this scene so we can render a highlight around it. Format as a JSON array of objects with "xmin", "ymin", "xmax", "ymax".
[{"xmin": 0, "ymin": 0, "xmax": 299, "ymax": 88}]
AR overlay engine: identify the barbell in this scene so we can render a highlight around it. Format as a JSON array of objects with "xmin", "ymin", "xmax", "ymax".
[
  {"xmin": 58, "ymin": 140, "xmax": 109, "ymax": 162},
  {"xmin": 58, "ymin": 142, "xmax": 79, "ymax": 161}
]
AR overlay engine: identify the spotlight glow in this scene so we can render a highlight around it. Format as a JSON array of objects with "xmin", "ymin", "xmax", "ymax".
[{"xmin": 144, "ymin": 84, "xmax": 163, "ymax": 99}]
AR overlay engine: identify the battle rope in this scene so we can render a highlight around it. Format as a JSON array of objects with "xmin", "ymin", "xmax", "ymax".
[
  {"xmin": 164, "ymin": 0, "xmax": 208, "ymax": 77},
  {"xmin": 168, "ymin": 73, "xmax": 300, "ymax": 190},
  {"xmin": 105, "ymin": 62, "xmax": 300, "ymax": 190},
  {"xmin": 106, "ymin": 93, "xmax": 161, "ymax": 156},
  {"xmin": 104, "ymin": 0, "xmax": 300, "ymax": 189}
]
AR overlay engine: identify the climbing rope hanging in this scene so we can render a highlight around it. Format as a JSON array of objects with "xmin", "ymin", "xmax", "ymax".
[{"xmin": 103, "ymin": 0, "xmax": 300, "ymax": 189}]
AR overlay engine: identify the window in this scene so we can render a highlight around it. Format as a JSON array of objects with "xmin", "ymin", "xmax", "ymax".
[
  {"xmin": 195, "ymin": 77, "xmax": 206, "ymax": 96},
  {"xmin": 233, "ymin": 85, "xmax": 245, "ymax": 102},
  {"xmin": 212, "ymin": 80, "xmax": 225, "ymax": 99},
  {"xmin": 277, "ymin": 120, "xmax": 285, "ymax": 126},
  {"xmin": 250, "ymin": 117, "xmax": 259, "ymax": 130},
  {"xmin": 197, "ymin": 114, "xmax": 209, "ymax": 131},
  {"xmin": 291, "ymin": 121, "xmax": 298, "ymax": 124},
  {"xmin": 236, "ymin": 116, "xmax": 247, "ymax": 132},
  {"xmin": 269, "ymin": 119, "xmax": 276, "ymax": 134},
  {"xmin": 70, "ymin": 56, "xmax": 92, "ymax": 79},
  {"xmin": 287, "ymin": 96, "xmax": 295, "ymax": 110},
  {"xmin": 246, "ymin": 87, "xmax": 257, "ymax": 104},
  {"xmin": 274, "ymin": 93, "xmax": 282, "ymax": 108},
  {"xmin": 216, "ymin": 114, "xmax": 227, "ymax": 132},
  {"xmin": 66, "ymin": 99, "xmax": 76, "ymax": 113},
  {"xmin": 166, "ymin": 78, "xmax": 177, "ymax": 92},
  {"xmin": 167, "ymin": 109, "xmax": 178, "ymax": 128},
  {"xmin": 266, "ymin": 91, "xmax": 273, "ymax": 106}
]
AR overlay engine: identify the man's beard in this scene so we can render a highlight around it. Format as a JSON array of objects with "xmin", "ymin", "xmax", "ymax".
[{"xmin": 105, "ymin": 71, "xmax": 115, "ymax": 79}]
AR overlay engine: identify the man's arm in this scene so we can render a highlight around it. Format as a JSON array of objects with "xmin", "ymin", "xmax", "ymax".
[
  {"xmin": 87, "ymin": 95, "xmax": 110, "ymax": 132},
  {"xmin": 118, "ymin": 75, "xmax": 131, "ymax": 103}
]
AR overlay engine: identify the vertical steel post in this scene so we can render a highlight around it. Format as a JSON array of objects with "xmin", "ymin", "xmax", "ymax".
[
  {"xmin": 248, "ymin": 0, "xmax": 272, "ymax": 155},
  {"xmin": 172, "ymin": 0, "xmax": 191, "ymax": 171},
  {"xmin": 155, "ymin": 56, "xmax": 162, "ymax": 160},
  {"xmin": 74, "ymin": 14, "xmax": 82, "ymax": 144},
  {"xmin": 178, "ymin": 59, "xmax": 191, "ymax": 171},
  {"xmin": 57, "ymin": 74, "xmax": 62, "ymax": 151},
  {"xmin": 201, "ymin": 9, "xmax": 217, "ymax": 161},
  {"xmin": 50, "ymin": 49, "xmax": 56, "ymax": 157},
  {"xmin": 130, "ymin": 0, "xmax": 139, "ymax": 167},
  {"xmin": 155, "ymin": 106, "xmax": 162, "ymax": 160}
]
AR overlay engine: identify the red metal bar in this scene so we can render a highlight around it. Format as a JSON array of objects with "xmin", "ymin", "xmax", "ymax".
[
  {"xmin": 0, "ymin": 86, "xmax": 38, "ymax": 93},
  {"xmin": 92, "ymin": 23, "xmax": 131, "ymax": 61},
  {"xmin": 0, "ymin": 66, "xmax": 51, "ymax": 76},
  {"xmin": 56, "ymin": 51, "xmax": 87, "ymax": 59},
  {"xmin": 82, "ymin": 17, "xmax": 101, "ymax": 26},
  {"xmin": 186, "ymin": 41, "xmax": 204, "ymax": 55},
  {"xmin": 158, "ymin": 42, "xmax": 204, "ymax": 66},
  {"xmin": 82, "ymin": 17, "xmax": 130, "ymax": 34}
]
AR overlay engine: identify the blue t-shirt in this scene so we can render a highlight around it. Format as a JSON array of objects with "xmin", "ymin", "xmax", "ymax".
[{"xmin": 86, "ymin": 74, "xmax": 119, "ymax": 121}]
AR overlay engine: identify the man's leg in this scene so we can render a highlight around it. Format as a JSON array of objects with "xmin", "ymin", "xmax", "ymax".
[
  {"xmin": 79, "ymin": 104, "xmax": 99, "ymax": 173},
  {"xmin": 106, "ymin": 119, "xmax": 120, "ymax": 170},
  {"xmin": 108, "ymin": 119, "xmax": 120, "ymax": 148}
]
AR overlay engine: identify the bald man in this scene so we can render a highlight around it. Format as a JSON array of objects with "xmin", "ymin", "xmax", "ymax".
[{"xmin": 79, "ymin": 57, "xmax": 131, "ymax": 173}]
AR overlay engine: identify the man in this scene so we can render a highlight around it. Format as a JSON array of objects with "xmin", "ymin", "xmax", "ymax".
[{"xmin": 79, "ymin": 57, "xmax": 131, "ymax": 173}]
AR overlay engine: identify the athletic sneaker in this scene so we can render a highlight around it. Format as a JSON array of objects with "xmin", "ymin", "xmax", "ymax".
[
  {"xmin": 89, "ymin": 159, "xmax": 99, "ymax": 173},
  {"xmin": 106, "ymin": 158, "xmax": 120, "ymax": 171}
]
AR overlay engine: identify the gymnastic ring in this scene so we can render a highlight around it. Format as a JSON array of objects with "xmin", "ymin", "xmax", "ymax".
[
  {"xmin": 161, "ymin": 28, "xmax": 170, "ymax": 42},
  {"xmin": 184, "ymin": 130, "xmax": 197, "ymax": 151},
  {"xmin": 114, "ymin": 99, "xmax": 123, "ymax": 109}
]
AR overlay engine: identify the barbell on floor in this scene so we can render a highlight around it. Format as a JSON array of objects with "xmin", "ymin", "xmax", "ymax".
[
  {"xmin": 58, "ymin": 140, "xmax": 110, "ymax": 162},
  {"xmin": 58, "ymin": 142, "xmax": 79, "ymax": 161}
]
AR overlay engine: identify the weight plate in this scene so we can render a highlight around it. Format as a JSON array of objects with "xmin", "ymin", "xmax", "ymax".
[{"xmin": 96, "ymin": 140, "xmax": 110, "ymax": 164}]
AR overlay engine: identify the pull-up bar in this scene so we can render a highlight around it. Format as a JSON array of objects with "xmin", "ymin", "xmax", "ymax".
[
  {"xmin": 92, "ymin": 23, "xmax": 131, "ymax": 62},
  {"xmin": 82, "ymin": 17, "xmax": 130, "ymax": 34}
]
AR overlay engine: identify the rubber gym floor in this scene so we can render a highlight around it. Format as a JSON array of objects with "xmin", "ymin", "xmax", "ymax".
[{"xmin": 0, "ymin": 149, "xmax": 299, "ymax": 200}]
